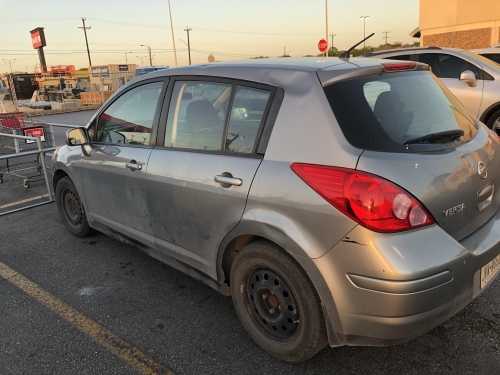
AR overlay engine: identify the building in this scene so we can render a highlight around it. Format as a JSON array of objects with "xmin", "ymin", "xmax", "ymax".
[
  {"xmin": 89, "ymin": 64, "xmax": 137, "ymax": 92},
  {"xmin": 414, "ymin": 0, "xmax": 500, "ymax": 49}
]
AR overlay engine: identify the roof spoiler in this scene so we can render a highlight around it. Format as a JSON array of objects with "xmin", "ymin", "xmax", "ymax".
[{"xmin": 319, "ymin": 62, "xmax": 430, "ymax": 87}]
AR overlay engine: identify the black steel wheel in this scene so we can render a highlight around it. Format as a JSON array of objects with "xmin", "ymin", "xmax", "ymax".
[
  {"xmin": 246, "ymin": 269, "xmax": 300, "ymax": 339},
  {"xmin": 55, "ymin": 176, "xmax": 91, "ymax": 237},
  {"xmin": 230, "ymin": 241, "xmax": 327, "ymax": 363}
]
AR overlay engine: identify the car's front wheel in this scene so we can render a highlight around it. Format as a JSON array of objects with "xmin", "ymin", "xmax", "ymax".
[
  {"xmin": 230, "ymin": 241, "xmax": 327, "ymax": 363},
  {"xmin": 55, "ymin": 176, "xmax": 91, "ymax": 237}
]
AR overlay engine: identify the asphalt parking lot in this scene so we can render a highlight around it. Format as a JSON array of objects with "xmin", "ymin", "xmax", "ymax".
[
  {"xmin": 0, "ymin": 195, "xmax": 498, "ymax": 375},
  {"xmin": 0, "ymin": 111, "xmax": 498, "ymax": 374}
]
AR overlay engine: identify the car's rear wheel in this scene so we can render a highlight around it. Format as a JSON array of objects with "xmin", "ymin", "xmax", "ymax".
[
  {"xmin": 230, "ymin": 241, "xmax": 327, "ymax": 363},
  {"xmin": 55, "ymin": 177, "xmax": 91, "ymax": 237},
  {"xmin": 486, "ymin": 108, "xmax": 500, "ymax": 134}
]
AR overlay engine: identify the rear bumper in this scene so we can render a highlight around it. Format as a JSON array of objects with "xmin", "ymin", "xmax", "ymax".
[{"xmin": 314, "ymin": 210, "xmax": 500, "ymax": 347}]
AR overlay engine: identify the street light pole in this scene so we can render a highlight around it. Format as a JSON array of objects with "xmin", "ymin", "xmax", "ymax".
[
  {"xmin": 184, "ymin": 26, "xmax": 192, "ymax": 65},
  {"xmin": 325, "ymin": 0, "xmax": 329, "ymax": 57},
  {"xmin": 168, "ymin": 0, "xmax": 178, "ymax": 66},
  {"xmin": 360, "ymin": 16, "xmax": 370, "ymax": 54},
  {"xmin": 78, "ymin": 17, "xmax": 92, "ymax": 68}
]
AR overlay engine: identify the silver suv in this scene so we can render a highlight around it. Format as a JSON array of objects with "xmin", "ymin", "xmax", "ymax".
[
  {"xmin": 371, "ymin": 47, "xmax": 500, "ymax": 132},
  {"xmin": 53, "ymin": 58, "xmax": 500, "ymax": 362}
]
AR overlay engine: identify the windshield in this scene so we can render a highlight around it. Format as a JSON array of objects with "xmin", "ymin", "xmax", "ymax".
[{"xmin": 324, "ymin": 70, "xmax": 478, "ymax": 152}]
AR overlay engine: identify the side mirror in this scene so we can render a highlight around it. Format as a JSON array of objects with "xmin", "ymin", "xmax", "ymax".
[
  {"xmin": 66, "ymin": 127, "xmax": 89, "ymax": 146},
  {"xmin": 460, "ymin": 70, "xmax": 477, "ymax": 87}
]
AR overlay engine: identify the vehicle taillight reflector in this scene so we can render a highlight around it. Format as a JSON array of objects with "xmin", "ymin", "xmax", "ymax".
[
  {"xmin": 291, "ymin": 163, "xmax": 434, "ymax": 233},
  {"xmin": 383, "ymin": 62, "xmax": 417, "ymax": 72}
]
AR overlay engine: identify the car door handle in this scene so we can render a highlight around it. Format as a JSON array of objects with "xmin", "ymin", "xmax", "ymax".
[
  {"xmin": 126, "ymin": 160, "xmax": 143, "ymax": 171},
  {"xmin": 215, "ymin": 174, "xmax": 242, "ymax": 187}
]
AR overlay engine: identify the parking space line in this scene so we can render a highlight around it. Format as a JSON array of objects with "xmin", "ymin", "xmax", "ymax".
[
  {"xmin": 0, "ymin": 261, "xmax": 173, "ymax": 375},
  {"xmin": 0, "ymin": 194, "xmax": 50, "ymax": 210}
]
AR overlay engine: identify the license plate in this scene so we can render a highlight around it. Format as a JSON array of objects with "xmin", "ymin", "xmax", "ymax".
[{"xmin": 481, "ymin": 254, "xmax": 500, "ymax": 289}]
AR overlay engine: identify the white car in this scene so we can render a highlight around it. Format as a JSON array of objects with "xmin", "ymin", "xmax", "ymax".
[
  {"xmin": 473, "ymin": 47, "xmax": 500, "ymax": 65},
  {"xmin": 371, "ymin": 47, "xmax": 500, "ymax": 132}
]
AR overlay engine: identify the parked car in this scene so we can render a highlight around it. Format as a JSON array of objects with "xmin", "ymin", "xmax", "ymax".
[
  {"xmin": 53, "ymin": 58, "xmax": 500, "ymax": 362},
  {"xmin": 473, "ymin": 46, "xmax": 500, "ymax": 64},
  {"xmin": 370, "ymin": 47, "xmax": 500, "ymax": 132}
]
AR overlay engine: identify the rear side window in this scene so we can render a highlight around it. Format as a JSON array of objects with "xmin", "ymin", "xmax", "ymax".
[
  {"xmin": 226, "ymin": 87, "xmax": 271, "ymax": 153},
  {"xmin": 481, "ymin": 53, "xmax": 500, "ymax": 64},
  {"xmin": 324, "ymin": 71, "xmax": 478, "ymax": 152}
]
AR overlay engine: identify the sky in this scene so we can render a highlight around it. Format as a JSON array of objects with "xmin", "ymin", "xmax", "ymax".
[{"xmin": 0, "ymin": 0, "xmax": 419, "ymax": 72}]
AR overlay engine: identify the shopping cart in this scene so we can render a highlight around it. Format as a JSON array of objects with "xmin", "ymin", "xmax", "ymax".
[{"xmin": 0, "ymin": 113, "xmax": 54, "ymax": 189}]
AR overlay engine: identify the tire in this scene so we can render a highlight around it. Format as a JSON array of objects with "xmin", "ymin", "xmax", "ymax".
[
  {"xmin": 486, "ymin": 108, "xmax": 500, "ymax": 134},
  {"xmin": 55, "ymin": 177, "xmax": 91, "ymax": 237},
  {"xmin": 230, "ymin": 241, "xmax": 327, "ymax": 363}
]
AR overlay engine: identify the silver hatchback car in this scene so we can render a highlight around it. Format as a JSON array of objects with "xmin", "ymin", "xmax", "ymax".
[{"xmin": 53, "ymin": 58, "xmax": 500, "ymax": 362}]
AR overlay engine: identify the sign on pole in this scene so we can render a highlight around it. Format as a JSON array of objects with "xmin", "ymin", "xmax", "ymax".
[{"xmin": 318, "ymin": 38, "xmax": 329, "ymax": 53}]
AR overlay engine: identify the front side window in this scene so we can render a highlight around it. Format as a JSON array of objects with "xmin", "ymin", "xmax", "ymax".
[
  {"xmin": 226, "ymin": 86, "xmax": 271, "ymax": 153},
  {"xmin": 418, "ymin": 53, "xmax": 480, "ymax": 79},
  {"xmin": 95, "ymin": 81, "xmax": 164, "ymax": 146},
  {"xmin": 324, "ymin": 70, "xmax": 478, "ymax": 152},
  {"xmin": 164, "ymin": 81, "xmax": 232, "ymax": 151}
]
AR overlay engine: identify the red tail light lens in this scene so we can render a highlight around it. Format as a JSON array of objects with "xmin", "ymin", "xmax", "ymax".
[
  {"xmin": 291, "ymin": 163, "xmax": 434, "ymax": 233},
  {"xmin": 383, "ymin": 62, "xmax": 417, "ymax": 72}
]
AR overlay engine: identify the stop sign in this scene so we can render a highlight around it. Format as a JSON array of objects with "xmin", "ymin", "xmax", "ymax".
[{"xmin": 318, "ymin": 38, "xmax": 329, "ymax": 53}]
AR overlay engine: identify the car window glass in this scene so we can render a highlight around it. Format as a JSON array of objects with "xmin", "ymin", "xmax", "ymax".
[
  {"xmin": 226, "ymin": 86, "xmax": 271, "ymax": 153},
  {"xmin": 482, "ymin": 53, "xmax": 500, "ymax": 65},
  {"xmin": 420, "ymin": 53, "xmax": 480, "ymax": 79},
  {"xmin": 324, "ymin": 71, "xmax": 478, "ymax": 152},
  {"xmin": 165, "ymin": 81, "xmax": 231, "ymax": 151},
  {"xmin": 95, "ymin": 82, "xmax": 163, "ymax": 146},
  {"xmin": 363, "ymin": 81, "xmax": 391, "ymax": 110}
]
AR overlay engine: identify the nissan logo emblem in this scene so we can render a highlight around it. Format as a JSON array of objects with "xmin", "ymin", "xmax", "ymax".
[{"xmin": 478, "ymin": 161, "xmax": 488, "ymax": 180}]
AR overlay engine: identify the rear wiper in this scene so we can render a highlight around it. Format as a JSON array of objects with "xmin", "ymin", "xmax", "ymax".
[{"xmin": 404, "ymin": 129, "xmax": 464, "ymax": 145}]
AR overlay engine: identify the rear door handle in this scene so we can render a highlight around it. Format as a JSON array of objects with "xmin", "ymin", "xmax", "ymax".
[
  {"xmin": 126, "ymin": 160, "xmax": 143, "ymax": 171},
  {"xmin": 215, "ymin": 174, "xmax": 242, "ymax": 187}
]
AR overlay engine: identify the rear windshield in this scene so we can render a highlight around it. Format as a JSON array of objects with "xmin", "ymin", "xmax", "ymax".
[{"xmin": 324, "ymin": 71, "xmax": 478, "ymax": 152}]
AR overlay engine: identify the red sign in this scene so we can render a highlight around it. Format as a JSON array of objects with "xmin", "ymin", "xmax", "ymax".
[
  {"xmin": 318, "ymin": 38, "xmax": 329, "ymax": 53},
  {"xmin": 23, "ymin": 127, "xmax": 46, "ymax": 144},
  {"xmin": 30, "ymin": 27, "xmax": 46, "ymax": 49}
]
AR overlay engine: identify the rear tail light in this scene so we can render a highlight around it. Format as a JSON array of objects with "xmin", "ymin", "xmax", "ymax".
[{"xmin": 291, "ymin": 163, "xmax": 434, "ymax": 233}]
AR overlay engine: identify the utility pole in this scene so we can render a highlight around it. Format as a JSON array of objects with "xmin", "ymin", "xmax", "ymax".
[
  {"xmin": 329, "ymin": 33, "xmax": 336, "ymax": 56},
  {"xmin": 124, "ymin": 51, "xmax": 130, "ymax": 64},
  {"xmin": 184, "ymin": 26, "xmax": 192, "ymax": 65},
  {"xmin": 78, "ymin": 18, "xmax": 92, "ymax": 67},
  {"xmin": 168, "ymin": 0, "xmax": 178, "ymax": 66},
  {"xmin": 325, "ymin": 0, "xmax": 329, "ymax": 57},
  {"xmin": 2, "ymin": 58, "xmax": 15, "ymax": 74},
  {"xmin": 140, "ymin": 45, "xmax": 153, "ymax": 66},
  {"xmin": 360, "ymin": 16, "xmax": 370, "ymax": 54},
  {"xmin": 382, "ymin": 31, "xmax": 391, "ymax": 45}
]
